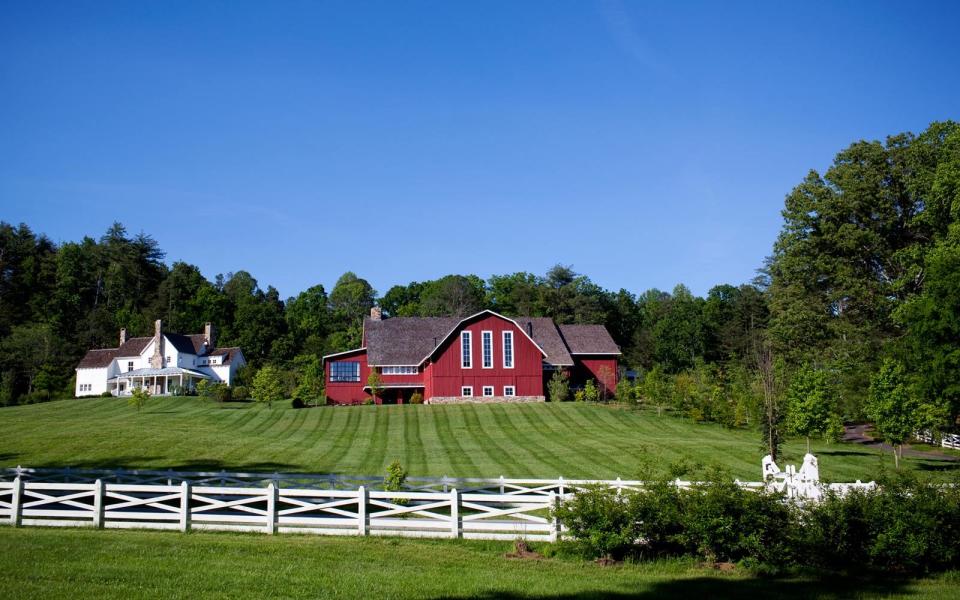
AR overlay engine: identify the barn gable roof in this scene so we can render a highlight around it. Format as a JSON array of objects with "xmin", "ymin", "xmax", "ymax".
[
  {"xmin": 510, "ymin": 317, "xmax": 574, "ymax": 366},
  {"xmin": 557, "ymin": 324, "xmax": 621, "ymax": 355},
  {"xmin": 363, "ymin": 316, "xmax": 461, "ymax": 366}
]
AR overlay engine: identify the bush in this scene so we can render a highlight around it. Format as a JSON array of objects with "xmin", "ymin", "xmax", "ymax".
[
  {"xmin": 552, "ymin": 473, "xmax": 960, "ymax": 574},
  {"xmin": 551, "ymin": 485, "xmax": 637, "ymax": 560},
  {"xmin": 232, "ymin": 385, "xmax": 249, "ymax": 401},
  {"xmin": 100, "ymin": 391, "xmax": 113, "ymax": 398},
  {"xmin": 410, "ymin": 392, "xmax": 424, "ymax": 405},
  {"xmin": 291, "ymin": 397, "xmax": 306, "ymax": 409}
]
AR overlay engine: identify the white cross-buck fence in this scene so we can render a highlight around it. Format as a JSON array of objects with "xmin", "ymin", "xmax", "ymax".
[{"xmin": 0, "ymin": 479, "xmax": 560, "ymax": 541}]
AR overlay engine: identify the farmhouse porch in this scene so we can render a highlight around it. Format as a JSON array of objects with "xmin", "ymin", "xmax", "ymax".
[{"xmin": 109, "ymin": 367, "xmax": 210, "ymax": 396}]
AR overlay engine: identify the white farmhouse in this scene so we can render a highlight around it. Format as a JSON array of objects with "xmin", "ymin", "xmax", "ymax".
[{"xmin": 75, "ymin": 320, "xmax": 246, "ymax": 397}]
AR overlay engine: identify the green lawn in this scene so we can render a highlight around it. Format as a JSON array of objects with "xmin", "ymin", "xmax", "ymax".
[
  {"xmin": 0, "ymin": 397, "xmax": 956, "ymax": 481},
  {"xmin": 1, "ymin": 527, "xmax": 958, "ymax": 599}
]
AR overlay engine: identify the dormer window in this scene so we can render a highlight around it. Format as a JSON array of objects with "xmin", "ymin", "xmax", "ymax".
[{"xmin": 127, "ymin": 361, "xmax": 134, "ymax": 372}]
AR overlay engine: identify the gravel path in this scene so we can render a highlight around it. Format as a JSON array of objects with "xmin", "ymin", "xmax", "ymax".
[{"xmin": 843, "ymin": 423, "xmax": 959, "ymax": 461}]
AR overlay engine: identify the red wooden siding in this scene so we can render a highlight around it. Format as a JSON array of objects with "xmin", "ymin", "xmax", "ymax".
[
  {"xmin": 324, "ymin": 349, "xmax": 371, "ymax": 405},
  {"xmin": 428, "ymin": 314, "xmax": 544, "ymax": 397},
  {"xmin": 571, "ymin": 356, "xmax": 618, "ymax": 397}
]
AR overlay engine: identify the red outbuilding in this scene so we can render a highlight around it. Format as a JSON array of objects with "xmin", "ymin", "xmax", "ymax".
[{"xmin": 323, "ymin": 309, "xmax": 620, "ymax": 405}]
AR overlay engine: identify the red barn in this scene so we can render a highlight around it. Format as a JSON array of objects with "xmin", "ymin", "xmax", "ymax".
[{"xmin": 323, "ymin": 309, "xmax": 620, "ymax": 405}]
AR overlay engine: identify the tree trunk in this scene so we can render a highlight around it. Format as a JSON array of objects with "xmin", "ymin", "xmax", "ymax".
[
  {"xmin": 894, "ymin": 444, "xmax": 901, "ymax": 470},
  {"xmin": 806, "ymin": 436, "xmax": 811, "ymax": 455}
]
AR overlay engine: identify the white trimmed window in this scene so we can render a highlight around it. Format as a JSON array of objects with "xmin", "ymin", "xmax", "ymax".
[
  {"xmin": 482, "ymin": 386, "xmax": 494, "ymax": 397},
  {"xmin": 461, "ymin": 331, "xmax": 472, "ymax": 368},
  {"xmin": 503, "ymin": 386, "xmax": 516, "ymax": 397},
  {"xmin": 381, "ymin": 366, "xmax": 418, "ymax": 375},
  {"xmin": 502, "ymin": 331, "xmax": 514, "ymax": 369},
  {"xmin": 482, "ymin": 331, "xmax": 493, "ymax": 368},
  {"xmin": 127, "ymin": 361, "xmax": 134, "ymax": 372},
  {"xmin": 461, "ymin": 386, "xmax": 473, "ymax": 397}
]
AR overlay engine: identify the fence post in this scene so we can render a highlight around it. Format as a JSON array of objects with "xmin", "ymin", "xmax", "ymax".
[
  {"xmin": 92, "ymin": 479, "xmax": 105, "ymax": 529},
  {"xmin": 357, "ymin": 486, "xmax": 368, "ymax": 536},
  {"xmin": 10, "ymin": 477, "xmax": 23, "ymax": 527},
  {"xmin": 180, "ymin": 481, "xmax": 191, "ymax": 532},
  {"xmin": 499, "ymin": 475, "xmax": 505, "ymax": 495},
  {"xmin": 558, "ymin": 476, "xmax": 565, "ymax": 497},
  {"xmin": 450, "ymin": 488, "xmax": 460, "ymax": 539},
  {"xmin": 551, "ymin": 492, "xmax": 561, "ymax": 542},
  {"xmin": 266, "ymin": 483, "xmax": 277, "ymax": 534}
]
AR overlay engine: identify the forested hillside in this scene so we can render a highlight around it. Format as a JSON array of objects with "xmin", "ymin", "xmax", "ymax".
[{"xmin": 2, "ymin": 121, "xmax": 959, "ymax": 449}]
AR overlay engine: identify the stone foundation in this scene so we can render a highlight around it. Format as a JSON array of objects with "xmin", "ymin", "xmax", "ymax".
[{"xmin": 425, "ymin": 395, "xmax": 545, "ymax": 405}]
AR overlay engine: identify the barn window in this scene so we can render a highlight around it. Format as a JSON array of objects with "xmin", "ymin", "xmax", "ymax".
[
  {"xmin": 482, "ymin": 331, "xmax": 493, "ymax": 368},
  {"xmin": 461, "ymin": 331, "xmax": 472, "ymax": 368},
  {"xmin": 381, "ymin": 366, "xmax": 417, "ymax": 375},
  {"xmin": 482, "ymin": 386, "xmax": 494, "ymax": 397},
  {"xmin": 461, "ymin": 386, "xmax": 473, "ymax": 397},
  {"xmin": 503, "ymin": 386, "xmax": 515, "ymax": 396},
  {"xmin": 330, "ymin": 362, "xmax": 361, "ymax": 382},
  {"xmin": 502, "ymin": 331, "xmax": 514, "ymax": 369}
]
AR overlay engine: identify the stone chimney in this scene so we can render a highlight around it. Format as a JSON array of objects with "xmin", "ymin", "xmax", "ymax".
[
  {"xmin": 150, "ymin": 319, "xmax": 165, "ymax": 369},
  {"xmin": 370, "ymin": 306, "xmax": 382, "ymax": 321},
  {"xmin": 204, "ymin": 322, "xmax": 216, "ymax": 349},
  {"xmin": 119, "ymin": 327, "xmax": 127, "ymax": 347}
]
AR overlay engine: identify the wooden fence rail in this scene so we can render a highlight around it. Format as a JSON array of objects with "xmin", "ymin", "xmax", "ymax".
[{"xmin": 0, "ymin": 479, "xmax": 558, "ymax": 541}]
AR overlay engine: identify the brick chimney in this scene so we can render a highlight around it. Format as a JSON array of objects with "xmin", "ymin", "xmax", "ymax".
[
  {"xmin": 119, "ymin": 327, "xmax": 127, "ymax": 347},
  {"xmin": 370, "ymin": 306, "xmax": 382, "ymax": 321},
  {"xmin": 204, "ymin": 322, "xmax": 216, "ymax": 349},
  {"xmin": 150, "ymin": 319, "xmax": 165, "ymax": 369}
]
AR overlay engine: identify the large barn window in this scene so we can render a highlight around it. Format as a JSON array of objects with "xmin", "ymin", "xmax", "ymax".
[
  {"xmin": 503, "ymin": 386, "xmax": 515, "ymax": 397},
  {"xmin": 482, "ymin": 331, "xmax": 493, "ymax": 368},
  {"xmin": 502, "ymin": 331, "xmax": 514, "ymax": 369},
  {"xmin": 461, "ymin": 331, "xmax": 472, "ymax": 368},
  {"xmin": 330, "ymin": 362, "xmax": 360, "ymax": 382}
]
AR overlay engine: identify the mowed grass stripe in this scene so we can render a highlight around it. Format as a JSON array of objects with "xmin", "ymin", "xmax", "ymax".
[
  {"xmin": 431, "ymin": 407, "xmax": 480, "ymax": 476},
  {"xmin": 401, "ymin": 407, "xmax": 427, "ymax": 473},
  {"xmin": 357, "ymin": 407, "xmax": 391, "ymax": 473},
  {"xmin": 524, "ymin": 404, "xmax": 637, "ymax": 478},
  {"xmin": 543, "ymin": 405, "xmax": 641, "ymax": 477},
  {"xmin": 445, "ymin": 407, "xmax": 498, "ymax": 476},
  {"xmin": 315, "ymin": 409, "xmax": 363, "ymax": 473},
  {"xmin": 459, "ymin": 406, "xmax": 520, "ymax": 475},
  {"xmin": 481, "ymin": 405, "xmax": 549, "ymax": 476},
  {"xmin": 497, "ymin": 405, "xmax": 584, "ymax": 478},
  {"xmin": 509, "ymin": 405, "xmax": 585, "ymax": 477}
]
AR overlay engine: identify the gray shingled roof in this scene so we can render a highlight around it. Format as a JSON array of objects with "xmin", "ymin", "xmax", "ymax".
[
  {"xmin": 77, "ymin": 348, "xmax": 120, "ymax": 369},
  {"xmin": 117, "ymin": 337, "xmax": 152, "ymax": 357},
  {"xmin": 209, "ymin": 347, "xmax": 242, "ymax": 365},
  {"xmin": 511, "ymin": 317, "xmax": 574, "ymax": 366},
  {"xmin": 166, "ymin": 333, "xmax": 207, "ymax": 355},
  {"xmin": 558, "ymin": 324, "xmax": 621, "ymax": 355},
  {"xmin": 364, "ymin": 316, "xmax": 460, "ymax": 365}
]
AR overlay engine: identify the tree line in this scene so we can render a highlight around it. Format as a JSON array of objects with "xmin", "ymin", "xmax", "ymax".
[{"xmin": 2, "ymin": 121, "xmax": 958, "ymax": 460}]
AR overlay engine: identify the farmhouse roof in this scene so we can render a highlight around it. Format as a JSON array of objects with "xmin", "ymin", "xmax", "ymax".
[
  {"xmin": 77, "ymin": 348, "xmax": 120, "ymax": 369},
  {"xmin": 165, "ymin": 333, "xmax": 207, "ymax": 355},
  {"xmin": 557, "ymin": 324, "xmax": 621, "ymax": 355},
  {"xmin": 209, "ymin": 347, "xmax": 243, "ymax": 365}
]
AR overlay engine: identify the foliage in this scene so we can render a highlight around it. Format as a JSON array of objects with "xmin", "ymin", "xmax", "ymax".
[
  {"xmin": 582, "ymin": 379, "xmax": 599, "ymax": 403},
  {"xmin": 556, "ymin": 473, "xmax": 960, "ymax": 574},
  {"xmin": 231, "ymin": 385, "xmax": 249, "ymax": 401},
  {"xmin": 867, "ymin": 359, "xmax": 948, "ymax": 468},
  {"xmin": 546, "ymin": 369, "xmax": 570, "ymax": 403},
  {"xmin": 127, "ymin": 387, "xmax": 149, "ymax": 412},
  {"xmin": 785, "ymin": 364, "xmax": 842, "ymax": 452},
  {"xmin": 384, "ymin": 459, "xmax": 408, "ymax": 494},
  {"xmin": 291, "ymin": 397, "xmax": 305, "ymax": 409},
  {"xmin": 409, "ymin": 392, "xmax": 424, "ymax": 405},
  {"xmin": 291, "ymin": 354, "xmax": 324, "ymax": 407},
  {"xmin": 251, "ymin": 365, "xmax": 284, "ymax": 408},
  {"xmin": 366, "ymin": 370, "xmax": 384, "ymax": 403}
]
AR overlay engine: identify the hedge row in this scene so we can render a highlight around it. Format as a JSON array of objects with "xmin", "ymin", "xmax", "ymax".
[{"xmin": 552, "ymin": 475, "xmax": 960, "ymax": 574}]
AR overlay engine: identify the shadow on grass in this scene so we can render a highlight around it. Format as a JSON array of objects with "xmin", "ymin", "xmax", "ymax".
[
  {"xmin": 21, "ymin": 456, "xmax": 307, "ymax": 474},
  {"xmin": 430, "ymin": 574, "xmax": 921, "ymax": 600}
]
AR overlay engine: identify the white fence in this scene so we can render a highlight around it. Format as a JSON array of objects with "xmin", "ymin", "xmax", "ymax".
[
  {"xmin": 0, "ymin": 479, "xmax": 560, "ymax": 541},
  {"xmin": 916, "ymin": 431, "xmax": 960, "ymax": 451}
]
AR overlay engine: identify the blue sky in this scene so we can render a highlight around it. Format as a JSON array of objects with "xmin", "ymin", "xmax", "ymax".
[{"xmin": 2, "ymin": 1, "xmax": 958, "ymax": 299}]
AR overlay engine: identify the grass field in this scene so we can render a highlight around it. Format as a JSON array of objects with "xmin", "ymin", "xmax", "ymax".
[
  {"xmin": 1, "ymin": 527, "xmax": 958, "ymax": 599},
  {"xmin": 1, "ymin": 397, "xmax": 955, "ymax": 481}
]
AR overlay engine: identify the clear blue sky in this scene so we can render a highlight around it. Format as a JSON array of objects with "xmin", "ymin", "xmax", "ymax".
[{"xmin": 2, "ymin": 1, "xmax": 958, "ymax": 299}]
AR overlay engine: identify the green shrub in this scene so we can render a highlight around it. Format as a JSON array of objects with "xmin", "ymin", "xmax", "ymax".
[
  {"xmin": 231, "ymin": 385, "xmax": 249, "ymax": 401},
  {"xmin": 551, "ymin": 485, "xmax": 636, "ymax": 560},
  {"xmin": 291, "ymin": 397, "xmax": 305, "ymax": 409},
  {"xmin": 384, "ymin": 460, "xmax": 409, "ymax": 505},
  {"xmin": 100, "ymin": 391, "xmax": 113, "ymax": 398},
  {"xmin": 410, "ymin": 392, "xmax": 424, "ymax": 405}
]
